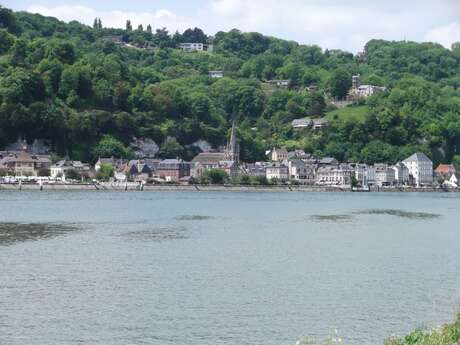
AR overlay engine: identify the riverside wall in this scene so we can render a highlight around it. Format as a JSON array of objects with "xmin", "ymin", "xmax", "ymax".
[{"xmin": 1, "ymin": 183, "xmax": 459, "ymax": 193}]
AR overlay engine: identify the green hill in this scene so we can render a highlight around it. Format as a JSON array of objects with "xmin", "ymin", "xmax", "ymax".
[{"xmin": 0, "ymin": 5, "xmax": 460, "ymax": 164}]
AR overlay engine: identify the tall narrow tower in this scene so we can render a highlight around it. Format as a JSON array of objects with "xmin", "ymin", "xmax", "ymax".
[{"xmin": 225, "ymin": 121, "xmax": 239, "ymax": 162}]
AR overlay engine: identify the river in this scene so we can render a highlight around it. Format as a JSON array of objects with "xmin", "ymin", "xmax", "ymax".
[{"xmin": 1, "ymin": 191, "xmax": 459, "ymax": 345}]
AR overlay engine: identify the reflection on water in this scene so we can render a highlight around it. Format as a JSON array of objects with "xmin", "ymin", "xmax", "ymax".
[
  {"xmin": 0, "ymin": 222, "xmax": 79, "ymax": 246},
  {"xmin": 356, "ymin": 209, "xmax": 440, "ymax": 219},
  {"xmin": 122, "ymin": 226, "xmax": 188, "ymax": 241},
  {"xmin": 174, "ymin": 215, "xmax": 213, "ymax": 221},
  {"xmin": 310, "ymin": 214, "xmax": 354, "ymax": 222}
]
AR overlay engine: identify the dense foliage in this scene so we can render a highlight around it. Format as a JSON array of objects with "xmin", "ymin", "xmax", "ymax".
[{"xmin": 1, "ymin": 6, "xmax": 460, "ymax": 164}]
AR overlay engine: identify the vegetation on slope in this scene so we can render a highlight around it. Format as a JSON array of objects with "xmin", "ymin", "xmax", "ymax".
[{"xmin": 1, "ymin": 6, "xmax": 460, "ymax": 165}]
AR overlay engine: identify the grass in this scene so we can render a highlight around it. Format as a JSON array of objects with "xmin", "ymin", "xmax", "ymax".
[
  {"xmin": 325, "ymin": 105, "xmax": 369, "ymax": 122},
  {"xmin": 385, "ymin": 313, "xmax": 460, "ymax": 345}
]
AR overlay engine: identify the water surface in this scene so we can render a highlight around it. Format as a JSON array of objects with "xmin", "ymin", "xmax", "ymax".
[{"xmin": 1, "ymin": 191, "xmax": 459, "ymax": 345}]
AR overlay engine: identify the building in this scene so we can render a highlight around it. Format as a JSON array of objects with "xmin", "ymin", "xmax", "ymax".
[
  {"xmin": 209, "ymin": 70, "xmax": 224, "ymax": 78},
  {"xmin": 158, "ymin": 159, "xmax": 190, "ymax": 182},
  {"xmin": 95, "ymin": 157, "xmax": 126, "ymax": 172},
  {"xmin": 191, "ymin": 122, "xmax": 240, "ymax": 178},
  {"xmin": 318, "ymin": 157, "xmax": 338, "ymax": 166},
  {"xmin": 292, "ymin": 118, "xmax": 313, "ymax": 129},
  {"xmin": 312, "ymin": 118, "xmax": 329, "ymax": 130},
  {"xmin": 435, "ymin": 164, "xmax": 456, "ymax": 181},
  {"xmin": 50, "ymin": 159, "xmax": 90, "ymax": 178},
  {"xmin": 269, "ymin": 148, "xmax": 288, "ymax": 162},
  {"xmin": 315, "ymin": 166, "xmax": 353, "ymax": 186},
  {"xmin": 349, "ymin": 75, "xmax": 386, "ymax": 99},
  {"xmin": 0, "ymin": 149, "xmax": 50, "ymax": 176},
  {"xmin": 393, "ymin": 162, "xmax": 410, "ymax": 185},
  {"xmin": 179, "ymin": 43, "xmax": 212, "ymax": 52},
  {"xmin": 266, "ymin": 163, "xmax": 289, "ymax": 181},
  {"xmin": 374, "ymin": 164, "xmax": 396, "ymax": 187},
  {"xmin": 444, "ymin": 173, "xmax": 460, "ymax": 188},
  {"xmin": 402, "ymin": 153, "xmax": 433, "ymax": 186},
  {"xmin": 266, "ymin": 80, "xmax": 291, "ymax": 88},
  {"xmin": 288, "ymin": 160, "xmax": 315, "ymax": 184}
]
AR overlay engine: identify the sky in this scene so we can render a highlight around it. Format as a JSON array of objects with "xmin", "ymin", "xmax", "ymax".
[{"xmin": 3, "ymin": 0, "xmax": 460, "ymax": 52}]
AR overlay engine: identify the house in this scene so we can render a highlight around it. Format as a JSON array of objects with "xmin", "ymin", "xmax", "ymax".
[
  {"xmin": 266, "ymin": 80, "xmax": 291, "ymax": 88},
  {"xmin": 95, "ymin": 157, "xmax": 126, "ymax": 172},
  {"xmin": 288, "ymin": 160, "xmax": 315, "ymax": 185},
  {"xmin": 402, "ymin": 153, "xmax": 433, "ymax": 186},
  {"xmin": 50, "ymin": 159, "xmax": 90, "ymax": 178},
  {"xmin": 243, "ymin": 163, "xmax": 266, "ymax": 177},
  {"xmin": 266, "ymin": 163, "xmax": 289, "ymax": 181},
  {"xmin": 374, "ymin": 164, "xmax": 396, "ymax": 187},
  {"xmin": 127, "ymin": 160, "xmax": 152, "ymax": 181},
  {"xmin": 444, "ymin": 173, "xmax": 460, "ymax": 188},
  {"xmin": 179, "ymin": 43, "xmax": 212, "ymax": 52},
  {"xmin": 392, "ymin": 162, "xmax": 410, "ymax": 185},
  {"xmin": 318, "ymin": 157, "xmax": 338, "ymax": 166},
  {"xmin": 435, "ymin": 164, "xmax": 456, "ymax": 180},
  {"xmin": 287, "ymin": 150, "xmax": 311, "ymax": 160},
  {"xmin": 158, "ymin": 159, "xmax": 190, "ymax": 182},
  {"xmin": 208, "ymin": 70, "xmax": 224, "ymax": 78},
  {"xmin": 269, "ymin": 148, "xmax": 288, "ymax": 162},
  {"xmin": 102, "ymin": 35, "xmax": 124, "ymax": 44},
  {"xmin": 350, "ymin": 163, "xmax": 371, "ymax": 187},
  {"xmin": 0, "ymin": 149, "xmax": 51, "ymax": 176},
  {"xmin": 292, "ymin": 118, "xmax": 313, "ymax": 129},
  {"xmin": 349, "ymin": 74, "xmax": 386, "ymax": 99},
  {"xmin": 315, "ymin": 166, "xmax": 353, "ymax": 186},
  {"xmin": 312, "ymin": 118, "xmax": 329, "ymax": 130}
]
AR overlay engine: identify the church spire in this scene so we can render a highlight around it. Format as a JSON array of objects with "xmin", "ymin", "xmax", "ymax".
[{"xmin": 225, "ymin": 120, "xmax": 239, "ymax": 162}]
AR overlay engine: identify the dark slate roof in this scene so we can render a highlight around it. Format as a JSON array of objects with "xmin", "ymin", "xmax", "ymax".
[{"xmin": 403, "ymin": 153, "xmax": 432, "ymax": 163}]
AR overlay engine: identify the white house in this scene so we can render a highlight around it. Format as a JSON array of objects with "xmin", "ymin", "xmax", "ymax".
[
  {"xmin": 51, "ymin": 159, "xmax": 89, "ymax": 178},
  {"xmin": 209, "ymin": 70, "xmax": 224, "ymax": 78},
  {"xmin": 268, "ymin": 148, "xmax": 288, "ymax": 162},
  {"xmin": 266, "ymin": 163, "xmax": 289, "ymax": 181},
  {"xmin": 392, "ymin": 162, "xmax": 410, "ymax": 185},
  {"xmin": 179, "ymin": 43, "xmax": 212, "ymax": 52},
  {"xmin": 315, "ymin": 166, "xmax": 353, "ymax": 186},
  {"xmin": 402, "ymin": 153, "xmax": 433, "ymax": 186},
  {"xmin": 374, "ymin": 164, "xmax": 396, "ymax": 186}
]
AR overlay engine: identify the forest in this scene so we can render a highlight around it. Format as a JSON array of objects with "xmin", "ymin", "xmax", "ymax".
[{"xmin": 1, "ymin": 5, "xmax": 460, "ymax": 165}]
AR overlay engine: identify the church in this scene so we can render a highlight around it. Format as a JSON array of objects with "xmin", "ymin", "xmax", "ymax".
[{"xmin": 190, "ymin": 122, "xmax": 240, "ymax": 178}]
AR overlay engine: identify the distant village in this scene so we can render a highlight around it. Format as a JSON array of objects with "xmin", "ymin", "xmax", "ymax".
[{"xmin": 0, "ymin": 122, "xmax": 458, "ymax": 190}]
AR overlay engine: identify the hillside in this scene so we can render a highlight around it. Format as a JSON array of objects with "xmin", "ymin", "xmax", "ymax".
[{"xmin": 1, "ymin": 6, "xmax": 460, "ymax": 164}]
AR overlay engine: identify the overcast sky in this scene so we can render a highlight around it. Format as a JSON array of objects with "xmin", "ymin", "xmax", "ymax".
[{"xmin": 3, "ymin": 0, "xmax": 460, "ymax": 52}]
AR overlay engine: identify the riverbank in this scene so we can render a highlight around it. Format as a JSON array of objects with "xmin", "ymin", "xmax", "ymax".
[
  {"xmin": 1, "ymin": 183, "xmax": 459, "ymax": 192},
  {"xmin": 385, "ymin": 313, "xmax": 460, "ymax": 345}
]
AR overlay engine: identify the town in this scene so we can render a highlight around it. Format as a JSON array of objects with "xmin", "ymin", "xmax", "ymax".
[{"xmin": 0, "ymin": 126, "xmax": 458, "ymax": 190}]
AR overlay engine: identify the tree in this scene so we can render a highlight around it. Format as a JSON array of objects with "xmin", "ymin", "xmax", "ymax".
[
  {"xmin": 92, "ymin": 135, "xmax": 133, "ymax": 159},
  {"xmin": 201, "ymin": 169, "xmax": 228, "ymax": 184},
  {"xmin": 329, "ymin": 68, "xmax": 352, "ymax": 100},
  {"xmin": 65, "ymin": 169, "xmax": 80, "ymax": 180},
  {"xmin": 158, "ymin": 137, "xmax": 184, "ymax": 158},
  {"xmin": 96, "ymin": 163, "xmax": 114, "ymax": 181},
  {"xmin": 93, "ymin": 18, "xmax": 98, "ymax": 29},
  {"xmin": 0, "ymin": 6, "xmax": 19, "ymax": 33},
  {"xmin": 452, "ymin": 155, "xmax": 460, "ymax": 171},
  {"xmin": 137, "ymin": 24, "xmax": 143, "ymax": 31},
  {"xmin": 126, "ymin": 20, "xmax": 132, "ymax": 31},
  {"xmin": 0, "ymin": 28, "xmax": 14, "ymax": 54},
  {"xmin": 146, "ymin": 24, "xmax": 152, "ymax": 34}
]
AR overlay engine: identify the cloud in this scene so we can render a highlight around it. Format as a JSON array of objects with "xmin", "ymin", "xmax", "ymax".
[
  {"xmin": 27, "ymin": 4, "xmax": 196, "ymax": 33},
  {"xmin": 425, "ymin": 22, "xmax": 460, "ymax": 49},
  {"xmin": 26, "ymin": 1, "xmax": 460, "ymax": 52}
]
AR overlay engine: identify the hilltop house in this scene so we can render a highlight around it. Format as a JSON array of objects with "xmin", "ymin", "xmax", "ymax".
[
  {"xmin": 402, "ymin": 153, "xmax": 433, "ymax": 186},
  {"xmin": 208, "ymin": 70, "xmax": 224, "ymax": 78},
  {"xmin": 179, "ymin": 43, "xmax": 212, "ymax": 52},
  {"xmin": 292, "ymin": 118, "xmax": 313, "ymax": 129},
  {"xmin": 266, "ymin": 79, "xmax": 291, "ymax": 88},
  {"xmin": 349, "ymin": 75, "xmax": 386, "ymax": 99}
]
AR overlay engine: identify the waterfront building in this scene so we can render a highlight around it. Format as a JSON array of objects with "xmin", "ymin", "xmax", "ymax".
[
  {"xmin": 50, "ymin": 159, "xmax": 90, "ymax": 178},
  {"xmin": 393, "ymin": 162, "xmax": 410, "ymax": 185},
  {"xmin": 374, "ymin": 164, "xmax": 396, "ymax": 187},
  {"xmin": 435, "ymin": 164, "xmax": 456, "ymax": 181},
  {"xmin": 191, "ymin": 122, "xmax": 240, "ymax": 178},
  {"xmin": 158, "ymin": 159, "xmax": 190, "ymax": 182},
  {"xmin": 288, "ymin": 160, "xmax": 315, "ymax": 184},
  {"xmin": 266, "ymin": 163, "xmax": 289, "ymax": 181},
  {"xmin": 0, "ymin": 147, "xmax": 50, "ymax": 176},
  {"xmin": 95, "ymin": 157, "xmax": 126, "ymax": 172},
  {"xmin": 402, "ymin": 153, "xmax": 433, "ymax": 186},
  {"xmin": 315, "ymin": 166, "xmax": 353, "ymax": 186}
]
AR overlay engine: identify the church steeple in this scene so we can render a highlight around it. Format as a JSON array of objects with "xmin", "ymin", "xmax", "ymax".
[{"xmin": 225, "ymin": 120, "xmax": 239, "ymax": 162}]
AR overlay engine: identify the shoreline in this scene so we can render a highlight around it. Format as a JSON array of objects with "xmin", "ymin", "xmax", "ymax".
[{"xmin": 1, "ymin": 183, "xmax": 459, "ymax": 193}]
